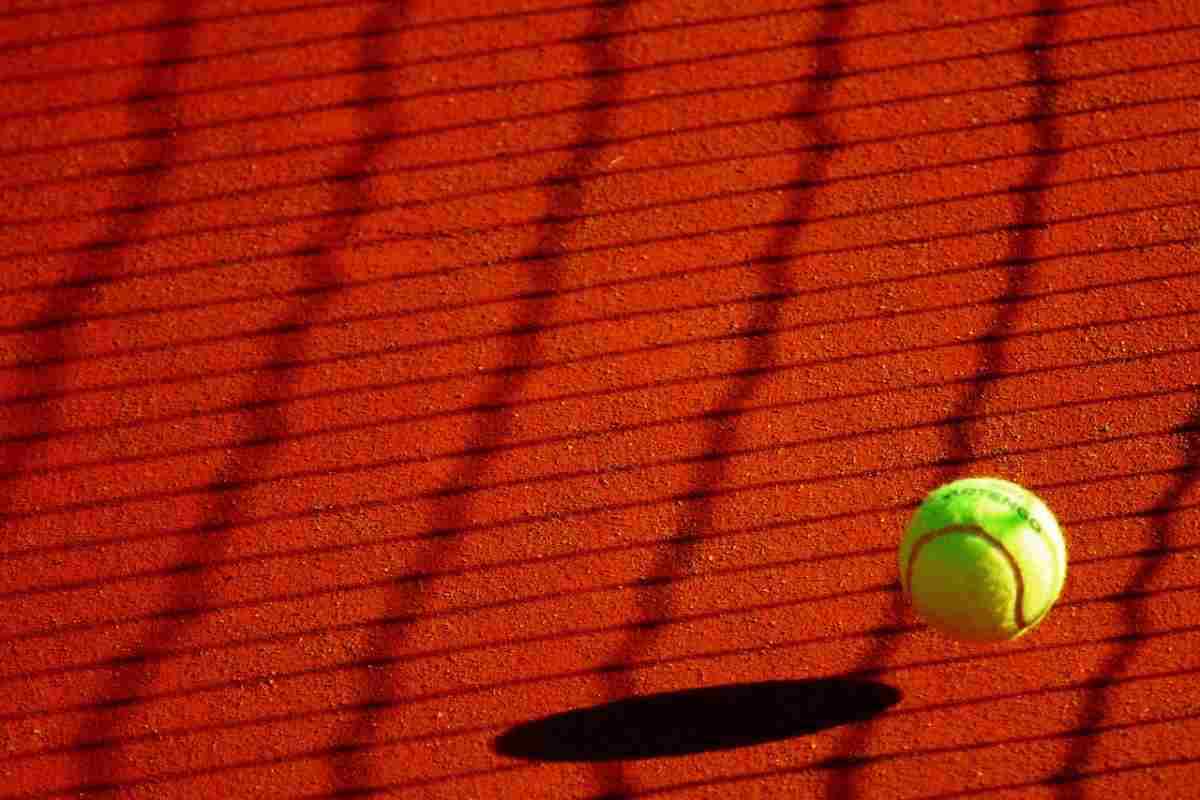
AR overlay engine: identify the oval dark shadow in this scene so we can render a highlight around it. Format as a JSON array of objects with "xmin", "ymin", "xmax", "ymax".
[{"xmin": 493, "ymin": 678, "xmax": 900, "ymax": 762}]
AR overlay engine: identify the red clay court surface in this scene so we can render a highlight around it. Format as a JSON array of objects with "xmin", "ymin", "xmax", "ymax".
[{"xmin": 1, "ymin": 0, "xmax": 1198, "ymax": 798}]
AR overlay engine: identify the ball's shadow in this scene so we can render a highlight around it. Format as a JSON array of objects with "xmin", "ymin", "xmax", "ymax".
[{"xmin": 493, "ymin": 677, "xmax": 900, "ymax": 762}]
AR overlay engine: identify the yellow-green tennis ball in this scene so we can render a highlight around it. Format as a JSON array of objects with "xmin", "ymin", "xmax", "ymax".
[{"xmin": 898, "ymin": 477, "xmax": 1067, "ymax": 643}]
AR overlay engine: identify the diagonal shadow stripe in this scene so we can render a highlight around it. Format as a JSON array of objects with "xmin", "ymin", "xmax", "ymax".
[
  {"xmin": 323, "ymin": 1, "xmax": 633, "ymax": 796},
  {"xmin": 10, "ymin": 0, "xmax": 1178, "ymax": 171},
  {"xmin": 0, "ymin": 0, "xmax": 888, "ymax": 104},
  {"xmin": 2, "ymin": 99, "xmax": 1196, "ymax": 257},
  {"xmin": 0, "ymin": 460, "xmax": 1193, "ymax": 684},
  {"xmin": 6, "ymin": 492, "xmax": 1195, "ymax": 716},
  {"xmin": 589, "ymin": 708, "xmax": 1200, "ymax": 799},
  {"xmin": 1050, "ymin": 390, "xmax": 1200, "ymax": 797},
  {"xmin": 0, "ymin": 25, "xmax": 192, "ymax": 497},
  {"xmin": 826, "ymin": 3, "xmax": 1068, "ymax": 798},
  {"xmin": 3, "ymin": 293, "xmax": 1195, "ymax": 492},
  {"xmin": 0, "ymin": 10, "xmax": 1181, "ymax": 187},
  {"xmin": 0, "ymin": 0, "xmax": 671, "ymax": 71},
  {"xmin": 2, "ymin": 306, "xmax": 1196, "ymax": 583},
  {"xmin": 9, "ymin": 593, "xmax": 1200, "ymax": 799},
  {"xmin": 3, "ymin": 76, "xmax": 1195, "ymax": 308},
  {"xmin": 1, "ymin": 209, "xmax": 1195, "ymax": 429},
  {"xmin": 4, "ymin": 0, "xmax": 196, "ymax": 790},
  {"xmin": 0, "ymin": 0, "xmax": 391, "ymax": 54},
  {"xmin": 592, "ymin": 4, "xmax": 854, "ymax": 798},
  {"xmin": 926, "ymin": 755, "xmax": 1200, "ymax": 800},
  {"xmin": 1, "ymin": 421, "xmax": 1193, "ymax": 654},
  {"xmin": 3, "ymin": 500, "xmax": 1197, "ymax": 753},
  {"xmin": 5, "ymin": 60, "xmax": 1192, "ymax": 238},
  {"xmin": 5, "ymin": 259, "xmax": 1197, "ymax": 527},
  {"xmin": 3, "ymin": 0, "xmax": 1095, "ymax": 129},
  {"xmin": 4, "ymin": 160, "xmax": 1198, "ymax": 386},
  {"xmin": 64, "ymin": 4, "xmax": 409, "ymax": 796},
  {"xmin": 0, "ymin": 0, "xmax": 604, "ymax": 28},
  {"xmin": 0, "ymin": 3, "xmax": 195, "ymax": 791},
  {"xmin": 943, "ymin": 6, "xmax": 1067, "ymax": 478},
  {"xmin": 0, "ymin": 1, "xmax": 1185, "ymax": 800}
]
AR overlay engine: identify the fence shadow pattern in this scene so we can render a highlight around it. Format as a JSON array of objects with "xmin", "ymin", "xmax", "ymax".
[{"xmin": 1, "ymin": 1, "xmax": 1198, "ymax": 799}]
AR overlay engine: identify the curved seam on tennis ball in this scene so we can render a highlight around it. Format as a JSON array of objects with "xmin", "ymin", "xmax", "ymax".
[
  {"xmin": 906, "ymin": 523, "xmax": 1029, "ymax": 631},
  {"xmin": 973, "ymin": 480, "xmax": 1065, "ymax": 593}
]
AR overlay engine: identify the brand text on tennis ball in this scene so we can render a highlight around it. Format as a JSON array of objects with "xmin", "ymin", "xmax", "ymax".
[{"xmin": 898, "ymin": 477, "xmax": 1067, "ymax": 642}]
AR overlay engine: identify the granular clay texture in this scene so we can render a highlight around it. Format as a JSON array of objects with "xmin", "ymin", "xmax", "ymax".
[{"xmin": 1, "ymin": 1, "xmax": 1198, "ymax": 798}]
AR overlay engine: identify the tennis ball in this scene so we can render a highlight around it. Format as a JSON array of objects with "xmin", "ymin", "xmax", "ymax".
[{"xmin": 898, "ymin": 477, "xmax": 1066, "ymax": 642}]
